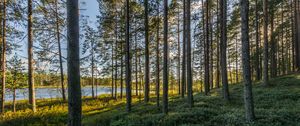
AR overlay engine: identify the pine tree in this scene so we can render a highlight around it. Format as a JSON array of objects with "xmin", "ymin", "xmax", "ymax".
[
  {"xmin": 144, "ymin": 0, "xmax": 150, "ymax": 103},
  {"xmin": 240, "ymin": 0, "xmax": 255, "ymax": 122},
  {"xmin": 163, "ymin": 0, "xmax": 169, "ymax": 114},
  {"xmin": 67, "ymin": 0, "xmax": 82, "ymax": 125},
  {"xmin": 1, "ymin": 0, "xmax": 6, "ymax": 113},
  {"xmin": 263, "ymin": 0, "xmax": 269, "ymax": 86},
  {"xmin": 125, "ymin": 0, "xmax": 132, "ymax": 112},
  {"xmin": 186, "ymin": 0, "xmax": 193, "ymax": 108},
  {"xmin": 220, "ymin": 0, "xmax": 229, "ymax": 101},
  {"xmin": 27, "ymin": 0, "xmax": 36, "ymax": 112}
]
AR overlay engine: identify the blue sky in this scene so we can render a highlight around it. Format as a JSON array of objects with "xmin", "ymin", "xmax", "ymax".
[
  {"xmin": 80, "ymin": 0, "xmax": 99, "ymax": 27},
  {"xmin": 13, "ymin": 0, "xmax": 100, "ymax": 73}
]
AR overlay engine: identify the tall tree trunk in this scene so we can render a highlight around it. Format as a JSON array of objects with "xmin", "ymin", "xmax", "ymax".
[
  {"xmin": 156, "ymin": 0, "xmax": 160, "ymax": 107},
  {"xmin": 240, "ymin": 0, "xmax": 255, "ymax": 122},
  {"xmin": 12, "ymin": 69, "xmax": 17, "ymax": 113},
  {"xmin": 216, "ymin": 0, "xmax": 220, "ymax": 88},
  {"xmin": 292, "ymin": 0, "xmax": 296, "ymax": 71},
  {"xmin": 289, "ymin": 2, "xmax": 293, "ymax": 73},
  {"xmin": 144, "ymin": 0, "xmax": 150, "ymax": 103},
  {"xmin": 270, "ymin": 15, "xmax": 276, "ymax": 78},
  {"xmin": 114, "ymin": 43, "xmax": 118, "ymax": 98},
  {"xmin": 276, "ymin": 12, "xmax": 280, "ymax": 75},
  {"xmin": 13, "ymin": 88, "xmax": 16, "ymax": 113},
  {"xmin": 0, "ymin": 0, "xmax": 4, "ymax": 73},
  {"xmin": 201, "ymin": 0, "xmax": 205, "ymax": 92},
  {"xmin": 91, "ymin": 41, "xmax": 95, "ymax": 99},
  {"xmin": 295, "ymin": 0, "xmax": 300, "ymax": 71},
  {"xmin": 209, "ymin": 7, "xmax": 214, "ymax": 90},
  {"xmin": 138, "ymin": 52, "xmax": 142, "ymax": 100},
  {"xmin": 95, "ymin": 69, "xmax": 98, "ymax": 98},
  {"xmin": 220, "ymin": 0, "xmax": 229, "ymax": 101},
  {"xmin": 254, "ymin": 0, "xmax": 261, "ymax": 80},
  {"xmin": 1, "ymin": 0, "xmax": 6, "ymax": 113},
  {"xmin": 259, "ymin": 28, "xmax": 263, "ymax": 77},
  {"xmin": 0, "ymin": 0, "xmax": 2, "ymax": 94},
  {"xmin": 114, "ymin": 62, "xmax": 117, "ymax": 98},
  {"xmin": 281, "ymin": 4, "xmax": 285, "ymax": 75},
  {"xmin": 204, "ymin": 0, "xmax": 210, "ymax": 95},
  {"xmin": 111, "ymin": 43, "xmax": 114, "ymax": 98},
  {"xmin": 228, "ymin": 57, "xmax": 232, "ymax": 84},
  {"xmin": 125, "ymin": 0, "xmax": 131, "ymax": 112},
  {"xmin": 177, "ymin": 4, "xmax": 181, "ymax": 95},
  {"xmin": 263, "ymin": 0, "xmax": 269, "ymax": 86},
  {"xmin": 114, "ymin": 11, "xmax": 119, "ymax": 99},
  {"xmin": 134, "ymin": 18, "xmax": 138, "ymax": 96},
  {"xmin": 67, "ymin": 0, "xmax": 81, "ymax": 125},
  {"xmin": 121, "ymin": 41, "xmax": 124, "ymax": 99},
  {"xmin": 186, "ymin": 0, "xmax": 194, "ymax": 108},
  {"xmin": 28, "ymin": 0, "xmax": 36, "ymax": 112},
  {"xmin": 55, "ymin": 0, "xmax": 66, "ymax": 101},
  {"xmin": 181, "ymin": 0, "xmax": 186, "ymax": 98},
  {"xmin": 163, "ymin": 0, "xmax": 169, "ymax": 114},
  {"xmin": 235, "ymin": 36, "xmax": 239, "ymax": 83},
  {"xmin": 286, "ymin": 22, "xmax": 290, "ymax": 74}
]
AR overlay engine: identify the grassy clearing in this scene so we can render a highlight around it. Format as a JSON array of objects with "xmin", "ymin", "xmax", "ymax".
[{"xmin": 1, "ymin": 74, "xmax": 300, "ymax": 126}]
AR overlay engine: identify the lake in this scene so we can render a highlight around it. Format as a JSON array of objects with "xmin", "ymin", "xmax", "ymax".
[{"xmin": 5, "ymin": 87, "xmax": 123, "ymax": 101}]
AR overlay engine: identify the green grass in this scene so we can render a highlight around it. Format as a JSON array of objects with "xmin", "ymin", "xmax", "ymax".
[{"xmin": 1, "ymin": 74, "xmax": 300, "ymax": 126}]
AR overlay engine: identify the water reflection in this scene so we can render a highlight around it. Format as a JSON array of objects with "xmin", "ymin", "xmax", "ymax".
[{"xmin": 5, "ymin": 87, "xmax": 124, "ymax": 101}]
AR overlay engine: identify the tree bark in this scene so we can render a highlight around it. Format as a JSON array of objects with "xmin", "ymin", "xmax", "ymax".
[
  {"xmin": 67, "ymin": 0, "xmax": 82, "ymax": 125},
  {"xmin": 293, "ymin": 0, "xmax": 297, "ymax": 71},
  {"xmin": 177, "ymin": 3, "xmax": 181, "ymax": 95},
  {"xmin": 204, "ymin": 0, "xmax": 210, "ymax": 95},
  {"xmin": 281, "ymin": 4, "xmax": 285, "ymax": 75},
  {"xmin": 235, "ymin": 36, "xmax": 239, "ymax": 83},
  {"xmin": 125, "ymin": 0, "xmax": 131, "ymax": 112},
  {"xmin": 28, "ymin": 0, "xmax": 36, "ymax": 113},
  {"xmin": 121, "ymin": 41, "xmax": 124, "ymax": 99},
  {"xmin": 138, "ymin": 52, "xmax": 142, "ymax": 100},
  {"xmin": 134, "ymin": 18, "xmax": 138, "ymax": 96},
  {"xmin": 216, "ymin": 0, "xmax": 220, "ymax": 88},
  {"xmin": 181, "ymin": 0, "xmax": 186, "ymax": 98},
  {"xmin": 254, "ymin": 0, "xmax": 261, "ymax": 80},
  {"xmin": 111, "ymin": 43, "xmax": 114, "ymax": 98},
  {"xmin": 263, "ymin": 0, "xmax": 269, "ymax": 86},
  {"xmin": 163, "ymin": 0, "xmax": 169, "ymax": 114},
  {"xmin": 295, "ymin": 0, "xmax": 300, "ymax": 71},
  {"xmin": 201, "ymin": 0, "xmax": 205, "ymax": 92},
  {"xmin": 156, "ymin": 0, "xmax": 160, "ymax": 107},
  {"xmin": 240, "ymin": 0, "xmax": 255, "ymax": 122},
  {"xmin": 209, "ymin": 7, "xmax": 213, "ymax": 90},
  {"xmin": 55, "ymin": 0, "xmax": 66, "ymax": 101},
  {"xmin": 13, "ymin": 88, "xmax": 16, "ymax": 113},
  {"xmin": 1, "ymin": 0, "xmax": 6, "ymax": 113},
  {"xmin": 114, "ymin": 34, "xmax": 118, "ymax": 99},
  {"xmin": 91, "ymin": 40, "xmax": 95, "ymax": 99},
  {"xmin": 220, "ymin": 0, "xmax": 229, "ymax": 101},
  {"xmin": 186, "ymin": 0, "xmax": 194, "ymax": 108},
  {"xmin": 144, "ymin": 0, "xmax": 150, "ymax": 103},
  {"xmin": 270, "ymin": 15, "xmax": 276, "ymax": 78}
]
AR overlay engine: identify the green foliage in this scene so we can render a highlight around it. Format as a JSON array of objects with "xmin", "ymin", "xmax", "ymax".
[
  {"xmin": 6, "ymin": 54, "xmax": 27, "ymax": 89},
  {"xmin": 1, "ymin": 75, "xmax": 300, "ymax": 125}
]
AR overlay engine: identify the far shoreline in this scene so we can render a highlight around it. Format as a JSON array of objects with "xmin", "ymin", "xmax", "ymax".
[{"xmin": 35, "ymin": 85, "xmax": 112, "ymax": 89}]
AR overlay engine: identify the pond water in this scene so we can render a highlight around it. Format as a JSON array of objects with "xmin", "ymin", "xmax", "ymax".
[{"xmin": 5, "ymin": 87, "xmax": 123, "ymax": 101}]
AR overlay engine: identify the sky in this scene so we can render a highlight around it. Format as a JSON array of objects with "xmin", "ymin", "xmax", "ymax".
[
  {"xmin": 13, "ymin": 0, "xmax": 209, "ymax": 74},
  {"xmin": 13, "ymin": 0, "xmax": 100, "ymax": 73},
  {"xmin": 80, "ymin": 0, "xmax": 99, "ymax": 27}
]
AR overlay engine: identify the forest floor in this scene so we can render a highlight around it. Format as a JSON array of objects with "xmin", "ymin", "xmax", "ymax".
[{"xmin": 0, "ymin": 74, "xmax": 299, "ymax": 126}]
